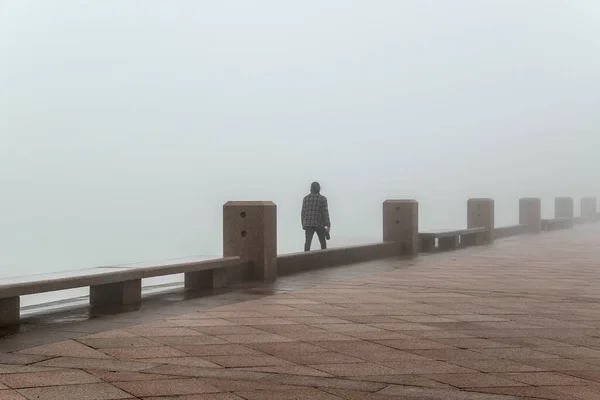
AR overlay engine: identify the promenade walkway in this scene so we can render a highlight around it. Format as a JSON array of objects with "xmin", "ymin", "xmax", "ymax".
[{"xmin": 1, "ymin": 225, "xmax": 600, "ymax": 399}]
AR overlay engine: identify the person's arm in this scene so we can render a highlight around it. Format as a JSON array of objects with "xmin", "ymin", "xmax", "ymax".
[
  {"xmin": 322, "ymin": 197, "xmax": 331, "ymax": 228},
  {"xmin": 301, "ymin": 198, "xmax": 306, "ymax": 228}
]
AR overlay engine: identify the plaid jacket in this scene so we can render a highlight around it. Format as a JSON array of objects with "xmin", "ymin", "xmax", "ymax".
[{"xmin": 301, "ymin": 193, "xmax": 331, "ymax": 228}]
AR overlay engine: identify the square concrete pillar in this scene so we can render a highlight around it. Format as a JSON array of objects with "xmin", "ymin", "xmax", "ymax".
[
  {"xmin": 467, "ymin": 198, "xmax": 494, "ymax": 243},
  {"xmin": 0, "ymin": 296, "xmax": 20, "ymax": 328},
  {"xmin": 90, "ymin": 279, "xmax": 142, "ymax": 306},
  {"xmin": 382, "ymin": 200, "xmax": 418, "ymax": 256},
  {"xmin": 519, "ymin": 198, "xmax": 542, "ymax": 233},
  {"xmin": 581, "ymin": 197, "xmax": 597, "ymax": 221},
  {"xmin": 555, "ymin": 197, "xmax": 574, "ymax": 219},
  {"xmin": 223, "ymin": 201, "xmax": 277, "ymax": 282}
]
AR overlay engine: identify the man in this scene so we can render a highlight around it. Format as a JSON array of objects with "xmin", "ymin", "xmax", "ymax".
[{"xmin": 301, "ymin": 182, "xmax": 331, "ymax": 251}]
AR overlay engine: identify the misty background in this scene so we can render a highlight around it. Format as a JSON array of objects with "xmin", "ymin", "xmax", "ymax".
[{"xmin": 1, "ymin": 1, "xmax": 600, "ymax": 284}]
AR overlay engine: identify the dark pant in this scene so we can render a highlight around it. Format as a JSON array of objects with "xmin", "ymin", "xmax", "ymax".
[{"xmin": 304, "ymin": 226, "xmax": 327, "ymax": 251}]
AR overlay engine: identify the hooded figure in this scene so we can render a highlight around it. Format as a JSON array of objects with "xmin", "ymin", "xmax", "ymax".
[{"xmin": 301, "ymin": 182, "xmax": 331, "ymax": 251}]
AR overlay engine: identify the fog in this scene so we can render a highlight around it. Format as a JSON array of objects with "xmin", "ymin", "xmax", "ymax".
[{"xmin": 1, "ymin": 1, "xmax": 600, "ymax": 278}]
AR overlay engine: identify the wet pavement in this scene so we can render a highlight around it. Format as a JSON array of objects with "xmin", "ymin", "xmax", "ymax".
[{"xmin": 1, "ymin": 225, "xmax": 600, "ymax": 399}]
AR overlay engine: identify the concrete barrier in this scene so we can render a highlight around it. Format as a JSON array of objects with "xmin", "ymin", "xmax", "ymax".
[
  {"xmin": 277, "ymin": 242, "xmax": 403, "ymax": 276},
  {"xmin": 493, "ymin": 224, "xmax": 528, "ymax": 239}
]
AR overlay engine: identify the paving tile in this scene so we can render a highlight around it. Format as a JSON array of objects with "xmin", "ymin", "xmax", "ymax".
[
  {"xmin": 444, "ymin": 358, "xmax": 543, "ymax": 373},
  {"xmin": 560, "ymin": 369, "xmax": 600, "ymax": 383},
  {"xmin": 352, "ymin": 374, "xmax": 453, "ymax": 388},
  {"xmin": 101, "ymin": 346, "xmax": 190, "ymax": 359},
  {"xmin": 76, "ymin": 337, "xmax": 160, "ymax": 349},
  {"xmin": 465, "ymin": 386, "xmax": 579, "ymax": 399},
  {"xmin": 223, "ymin": 317, "xmax": 297, "ymax": 326},
  {"xmin": 406, "ymin": 348, "xmax": 498, "ymax": 361},
  {"xmin": 341, "ymin": 330, "xmax": 415, "ymax": 340},
  {"xmin": 375, "ymin": 339, "xmax": 454, "ymax": 350},
  {"xmin": 125, "ymin": 327, "xmax": 205, "ymax": 337},
  {"xmin": 288, "ymin": 331, "xmax": 360, "ymax": 342},
  {"xmin": 535, "ymin": 346, "xmax": 600, "ymax": 359},
  {"xmin": 432, "ymin": 338, "xmax": 516, "ymax": 349},
  {"xmin": 236, "ymin": 365, "xmax": 332, "ymax": 377},
  {"xmin": 170, "ymin": 319, "xmax": 237, "ymax": 327},
  {"xmin": 371, "ymin": 322, "xmax": 441, "ymax": 331},
  {"xmin": 200, "ymin": 311, "xmax": 272, "ymax": 319},
  {"xmin": 217, "ymin": 333, "xmax": 295, "ymax": 344},
  {"xmin": 202, "ymin": 354, "xmax": 292, "ymax": 368},
  {"xmin": 143, "ymin": 394, "xmax": 244, "ymax": 400},
  {"xmin": 146, "ymin": 364, "xmax": 269, "ymax": 381},
  {"xmin": 309, "ymin": 340, "xmax": 428, "ymax": 363},
  {"xmin": 278, "ymin": 351, "xmax": 365, "ymax": 365},
  {"xmin": 518, "ymin": 357, "xmax": 599, "ymax": 371},
  {"xmin": 17, "ymin": 340, "xmax": 111, "ymax": 359},
  {"xmin": 495, "ymin": 371, "xmax": 595, "ymax": 386},
  {"xmin": 17, "ymin": 383, "xmax": 133, "ymax": 400},
  {"xmin": 79, "ymin": 330, "xmax": 136, "ymax": 340},
  {"xmin": 0, "ymin": 369, "xmax": 100, "ymax": 389},
  {"xmin": 242, "ymin": 342, "xmax": 328, "ymax": 356},
  {"xmin": 447, "ymin": 315, "xmax": 508, "ymax": 322},
  {"xmin": 395, "ymin": 315, "xmax": 460, "ymax": 323},
  {"xmin": 383, "ymin": 359, "xmax": 476, "ymax": 374},
  {"xmin": 173, "ymin": 344, "xmax": 262, "ymax": 357},
  {"xmin": 191, "ymin": 377, "xmax": 304, "ymax": 392},
  {"xmin": 492, "ymin": 337, "xmax": 574, "ymax": 348},
  {"xmin": 405, "ymin": 330, "xmax": 478, "ymax": 339},
  {"xmin": 234, "ymin": 388, "xmax": 343, "ymax": 400},
  {"xmin": 311, "ymin": 324, "xmax": 384, "ymax": 333},
  {"xmin": 308, "ymin": 362, "xmax": 399, "ymax": 376},
  {"xmin": 148, "ymin": 335, "xmax": 227, "ymax": 346},
  {"xmin": 377, "ymin": 385, "xmax": 517, "ymax": 399},
  {"xmin": 251, "ymin": 309, "xmax": 322, "ymax": 318},
  {"xmin": 85, "ymin": 370, "xmax": 180, "ymax": 382},
  {"xmin": 0, "ymin": 354, "xmax": 50, "ymax": 366},
  {"xmin": 546, "ymin": 385, "xmax": 600, "ymax": 400},
  {"xmin": 142, "ymin": 357, "xmax": 222, "ymax": 368},
  {"xmin": 472, "ymin": 347, "xmax": 561, "ymax": 360},
  {"xmin": 0, "ymin": 390, "xmax": 27, "ymax": 400},
  {"xmin": 113, "ymin": 378, "xmax": 220, "ymax": 397},
  {"xmin": 187, "ymin": 326, "xmax": 266, "ymax": 335},
  {"xmin": 258, "ymin": 374, "xmax": 386, "ymax": 392},
  {"xmin": 280, "ymin": 317, "xmax": 352, "ymax": 324},
  {"xmin": 34, "ymin": 356, "xmax": 157, "ymax": 372},
  {"xmin": 319, "ymin": 388, "xmax": 408, "ymax": 400},
  {"xmin": 0, "ymin": 365, "xmax": 60, "ymax": 375},
  {"xmin": 424, "ymin": 373, "xmax": 526, "ymax": 388}
]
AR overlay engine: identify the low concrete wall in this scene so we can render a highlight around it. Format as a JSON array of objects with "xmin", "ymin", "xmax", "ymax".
[
  {"xmin": 541, "ymin": 217, "xmax": 573, "ymax": 231},
  {"xmin": 493, "ymin": 224, "xmax": 528, "ymax": 239},
  {"xmin": 277, "ymin": 242, "xmax": 403, "ymax": 276}
]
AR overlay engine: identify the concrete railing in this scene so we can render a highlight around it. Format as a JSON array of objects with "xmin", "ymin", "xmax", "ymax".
[
  {"xmin": 0, "ymin": 196, "xmax": 598, "ymax": 328},
  {"xmin": 277, "ymin": 242, "xmax": 402, "ymax": 276},
  {"xmin": 493, "ymin": 224, "xmax": 528, "ymax": 239}
]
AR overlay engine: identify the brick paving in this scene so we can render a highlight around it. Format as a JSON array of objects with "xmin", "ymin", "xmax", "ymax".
[{"xmin": 1, "ymin": 225, "xmax": 600, "ymax": 399}]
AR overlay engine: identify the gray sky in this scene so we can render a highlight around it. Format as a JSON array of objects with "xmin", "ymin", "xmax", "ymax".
[{"xmin": 1, "ymin": 1, "xmax": 599, "ymax": 273}]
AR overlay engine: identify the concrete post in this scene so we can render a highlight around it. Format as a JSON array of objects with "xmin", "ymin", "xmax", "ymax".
[
  {"xmin": 90, "ymin": 280, "xmax": 142, "ymax": 306},
  {"xmin": 382, "ymin": 200, "xmax": 418, "ymax": 256},
  {"xmin": 0, "ymin": 296, "xmax": 20, "ymax": 328},
  {"xmin": 223, "ymin": 201, "xmax": 277, "ymax": 282},
  {"xmin": 467, "ymin": 198, "xmax": 494, "ymax": 243},
  {"xmin": 519, "ymin": 198, "xmax": 542, "ymax": 233},
  {"xmin": 581, "ymin": 197, "xmax": 597, "ymax": 221},
  {"xmin": 555, "ymin": 197, "xmax": 574, "ymax": 219}
]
